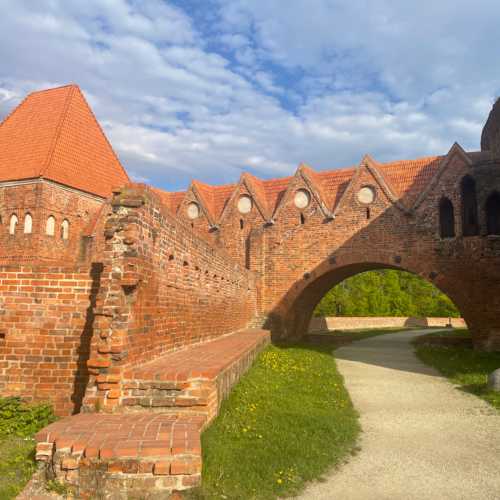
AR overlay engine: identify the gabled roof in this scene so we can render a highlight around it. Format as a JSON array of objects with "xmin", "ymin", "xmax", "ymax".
[
  {"xmin": 0, "ymin": 84, "xmax": 129, "ymax": 198},
  {"xmin": 316, "ymin": 167, "xmax": 354, "ymax": 211},
  {"xmin": 376, "ymin": 156, "xmax": 442, "ymax": 207},
  {"xmin": 152, "ymin": 187, "xmax": 184, "ymax": 214},
  {"xmin": 262, "ymin": 176, "xmax": 293, "ymax": 214},
  {"xmin": 240, "ymin": 173, "xmax": 271, "ymax": 220},
  {"xmin": 151, "ymin": 153, "xmax": 454, "ymax": 223}
]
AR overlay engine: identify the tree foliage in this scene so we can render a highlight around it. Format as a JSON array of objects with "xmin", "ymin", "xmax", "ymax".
[{"xmin": 314, "ymin": 270, "xmax": 459, "ymax": 318}]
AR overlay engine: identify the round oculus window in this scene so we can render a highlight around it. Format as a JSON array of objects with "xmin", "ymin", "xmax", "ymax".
[
  {"xmin": 187, "ymin": 202, "xmax": 200, "ymax": 219},
  {"xmin": 357, "ymin": 186, "xmax": 376, "ymax": 204},
  {"xmin": 237, "ymin": 195, "xmax": 253, "ymax": 214},
  {"xmin": 294, "ymin": 189, "xmax": 311, "ymax": 209}
]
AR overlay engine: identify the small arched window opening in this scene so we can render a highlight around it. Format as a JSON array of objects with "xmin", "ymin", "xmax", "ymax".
[
  {"xmin": 9, "ymin": 214, "xmax": 18, "ymax": 235},
  {"xmin": 61, "ymin": 219, "xmax": 70, "ymax": 240},
  {"xmin": 486, "ymin": 191, "xmax": 500, "ymax": 235},
  {"xmin": 24, "ymin": 213, "xmax": 33, "ymax": 234},
  {"xmin": 461, "ymin": 176, "xmax": 479, "ymax": 236},
  {"xmin": 439, "ymin": 197, "xmax": 455, "ymax": 238},
  {"xmin": 366, "ymin": 207, "xmax": 371, "ymax": 220},
  {"xmin": 240, "ymin": 219, "xmax": 244, "ymax": 230},
  {"xmin": 300, "ymin": 213, "xmax": 305, "ymax": 225},
  {"xmin": 46, "ymin": 215, "xmax": 56, "ymax": 236}
]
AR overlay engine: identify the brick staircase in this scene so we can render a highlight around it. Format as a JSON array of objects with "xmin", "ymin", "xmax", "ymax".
[{"xmin": 34, "ymin": 329, "xmax": 270, "ymax": 498}]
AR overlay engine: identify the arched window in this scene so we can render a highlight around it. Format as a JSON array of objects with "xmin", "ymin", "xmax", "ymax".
[
  {"xmin": 439, "ymin": 198, "xmax": 455, "ymax": 238},
  {"xmin": 461, "ymin": 176, "xmax": 478, "ymax": 236},
  {"xmin": 46, "ymin": 215, "xmax": 55, "ymax": 236},
  {"xmin": 24, "ymin": 213, "xmax": 33, "ymax": 234},
  {"xmin": 61, "ymin": 219, "xmax": 70, "ymax": 240},
  {"xmin": 486, "ymin": 192, "xmax": 500, "ymax": 235},
  {"xmin": 9, "ymin": 214, "xmax": 18, "ymax": 235}
]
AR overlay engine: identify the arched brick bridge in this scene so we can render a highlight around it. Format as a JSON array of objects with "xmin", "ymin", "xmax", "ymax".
[{"xmin": 0, "ymin": 85, "xmax": 500, "ymax": 496}]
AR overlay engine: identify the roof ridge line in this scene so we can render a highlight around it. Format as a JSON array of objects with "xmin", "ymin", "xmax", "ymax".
[
  {"xmin": 40, "ymin": 85, "xmax": 75, "ymax": 178},
  {"xmin": 30, "ymin": 83, "xmax": 78, "ymax": 95},
  {"xmin": 73, "ymin": 86, "xmax": 130, "ymax": 184}
]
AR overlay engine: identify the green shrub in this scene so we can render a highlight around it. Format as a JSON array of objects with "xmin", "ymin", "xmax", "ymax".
[{"xmin": 0, "ymin": 397, "xmax": 56, "ymax": 438}]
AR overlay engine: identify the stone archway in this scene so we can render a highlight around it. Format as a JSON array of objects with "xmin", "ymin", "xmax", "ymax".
[
  {"xmin": 262, "ymin": 239, "xmax": 500, "ymax": 351},
  {"xmin": 271, "ymin": 261, "xmax": 468, "ymax": 341}
]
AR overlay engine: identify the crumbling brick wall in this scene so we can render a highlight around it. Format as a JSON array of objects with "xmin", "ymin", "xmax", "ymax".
[{"xmin": 82, "ymin": 184, "xmax": 258, "ymax": 412}]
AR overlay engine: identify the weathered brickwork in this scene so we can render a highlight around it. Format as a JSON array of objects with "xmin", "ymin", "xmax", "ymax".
[
  {"xmin": 254, "ymin": 149, "xmax": 500, "ymax": 351},
  {"xmin": 1, "ymin": 84, "xmax": 500, "ymax": 496},
  {"xmin": 81, "ymin": 185, "xmax": 258, "ymax": 413},
  {"xmin": 0, "ymin": 264, "xmax": 100, "ymax": 415},
  {"xmin": 0, "ymin": 181, "xmax": 103, "ymax": 264}
]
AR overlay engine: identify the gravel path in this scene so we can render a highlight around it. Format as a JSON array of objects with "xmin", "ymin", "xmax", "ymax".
[{"xmin": 298, "ymin": 330, "xmax": 500, "ymax": 500}]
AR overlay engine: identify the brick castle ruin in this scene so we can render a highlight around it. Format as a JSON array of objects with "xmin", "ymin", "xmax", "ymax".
[{"xmin": 1, "ymin": 85, "xmax": 500, "ymax": 496}]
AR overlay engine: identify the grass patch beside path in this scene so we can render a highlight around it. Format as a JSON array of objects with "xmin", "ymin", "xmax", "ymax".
[
  {"xmin": 414, "ymin": 330, "xmax": 500, "ymax": 410},
  {"xmin": 0, "ymin": 397, "xmax": 56, "ymax": 499},
  {"xmin": 191, "ymin": 343, "xmax": 360, "ymax": 499},
  {"xmin": 308, "ymin": 327, "xmax": 425, "ymax": 349}
]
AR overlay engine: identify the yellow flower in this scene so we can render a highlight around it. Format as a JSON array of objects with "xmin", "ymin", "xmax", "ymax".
[{"xmin": 277, "ymin": 479, "xmax": 283, "ymax": 484}]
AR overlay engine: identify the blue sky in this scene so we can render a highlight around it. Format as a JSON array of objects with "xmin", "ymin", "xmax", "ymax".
[{"xmin": 0, "ymin": 0, "xmax": 499, "ymax": 191}]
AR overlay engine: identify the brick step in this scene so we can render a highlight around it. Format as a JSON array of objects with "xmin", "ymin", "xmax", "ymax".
[
  {"xmin": 119, "ymin": 329, "xmax": 270, "ymax": 420},
  {"xmin": 35, "ymin": 413, "xmax": 204, "ymax": 497},
  {"xmin": 34, "ymin": 329, "xmax": 271, "ymax": 497}
]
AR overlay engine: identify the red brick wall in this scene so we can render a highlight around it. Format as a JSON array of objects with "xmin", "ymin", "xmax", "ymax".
[
  {"xmin": 83, "ymin": 185, "xmax": 258, "ymax": 412},
  {"xmin": 0, "ymin": 181, "xmax": 103, "ymax": 264},
  {"xmin": 166, "ymin": 150, "xmax": 500, "ymax": 351},
  {"xmin": 0, "ymin": 264, "xmax": 101, "ymax": 415},
  {"xmin": 255, "ymin": 153, "xmax": 500, "ymax": 350},
  {"xmin": 309, "ymin": 316, "xmax": 467, "ymax": 332}
]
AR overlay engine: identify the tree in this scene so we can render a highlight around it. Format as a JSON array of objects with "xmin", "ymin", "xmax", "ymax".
[{"xmin": 313, "ymin": 270, "xmax": 459, "ymax": 317}]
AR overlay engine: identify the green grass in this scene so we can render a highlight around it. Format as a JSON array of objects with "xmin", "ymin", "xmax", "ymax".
[
  {"xmin": 328, "ymin": 327, "xmax": 417, "ymax": 339},
  {"xmin": 0, "ymin": 436, "xmax": 38, "ymax": 499},
  {"xmin": 415, "ymin": 331, "xmax": 500, "ymax": 410},
  {"xmin": 309, "ymin": 327, "xmax": 423, "ymax": 348},
  {"xmin": 191, "ymin": 344, "xmax": 360, "ymax": 499},
  {"xmin": 0, "ymin": 397, "xmax": 56, "ymax": 499}
]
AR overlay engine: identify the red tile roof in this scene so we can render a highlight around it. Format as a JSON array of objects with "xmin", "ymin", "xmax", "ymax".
[
  {"xmin": 317, "ymin": 167, "xmax": 355, "ymax": 210},
  {"xmin": 211, "ymin": 183, "xmax": 237, "ymax": 220},
  {"xmin": 262, "ymin": 176, "xmax": 293, "ymax": 214},
  {"xmin": 376, "ymin": 156, "xmax": 442, "ymax": 206},
  {"xmin": 0, "ymin": 84, "xmax": 129, "ymax": 198},
  {"xmin": 151, "ymin": 187, "xmax": 184, "ymax": 214},
  {"xmin": 152, "ymin": 155, "xmax": 444, "ymax": 219},
  {"xmin": 242, "ymin": 173, "xmax": 271, "ymax": 219}
]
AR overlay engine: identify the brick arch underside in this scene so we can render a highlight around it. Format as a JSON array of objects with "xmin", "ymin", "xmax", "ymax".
[{"xmin": 266, "ymin": 256, "xmax": 471, "ymax": 345}]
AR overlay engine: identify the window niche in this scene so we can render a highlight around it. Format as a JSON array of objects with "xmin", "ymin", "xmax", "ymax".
[
  {"xmin": 486, "ymin": 191, "xmax": 500, "ymax": 235},
  {"xmin": 9, "ymin": 214, "xmax": 18, "ymax": 235},
  {"xmin": 439, "ymin": 197, "xmax": 455, "ymax": 238},
  {"xmin": 461, "ymin": 176, "xmax": 479, "ymax": 236},
  {"xmin": 46, "ymin": 215, "xmax": 56, "ymax": 236},
  {"xmin": 61, "ymin": 219, "xmax": 70, "ymax": 240},
  {"xmin": 24, "ymin": 213, "xmax": 33, "ymax": 234}
]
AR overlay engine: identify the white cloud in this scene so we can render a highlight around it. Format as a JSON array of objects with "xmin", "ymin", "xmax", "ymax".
[{"xmin": 0, "ymin": 0, "xmax": 498, "ymax": 191}]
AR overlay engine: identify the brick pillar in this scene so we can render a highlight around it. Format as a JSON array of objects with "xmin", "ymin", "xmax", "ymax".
[{"xmin": 82, "ymin": 186, "xmax": 146, "ymax": 412}]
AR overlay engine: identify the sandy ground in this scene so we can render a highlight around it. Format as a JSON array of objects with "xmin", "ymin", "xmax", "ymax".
[{"xmin": 298, "ymin": 329, "xmax": 500, "ymax": 500}]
